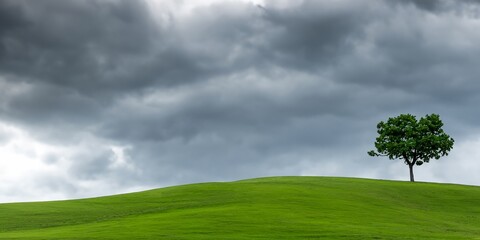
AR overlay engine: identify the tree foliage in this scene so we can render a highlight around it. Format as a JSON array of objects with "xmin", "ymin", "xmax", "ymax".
[{"xmin": 368, "ymin": 113, "xmax": 454, "ymax": 182}]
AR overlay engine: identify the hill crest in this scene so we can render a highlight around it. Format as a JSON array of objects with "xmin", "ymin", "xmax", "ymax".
[{"xmin": 0, "ymin": 176, "xmax": 479, "ymax": 239}]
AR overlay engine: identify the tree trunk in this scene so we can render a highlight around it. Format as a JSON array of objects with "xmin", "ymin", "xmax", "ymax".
[{"xmin": 409, "ymin": 164, "xmax": 415, "ymax": 182}]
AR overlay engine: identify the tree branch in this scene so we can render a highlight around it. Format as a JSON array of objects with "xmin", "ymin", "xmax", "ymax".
[{"xmin": 402, "ymin": 153, "xmax": 411, "ymax": 166}]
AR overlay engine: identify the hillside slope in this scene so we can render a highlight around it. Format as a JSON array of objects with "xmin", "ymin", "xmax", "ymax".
[{"xmin": 0, "ymin": 177, "xmax": 479, "ymax": 239}]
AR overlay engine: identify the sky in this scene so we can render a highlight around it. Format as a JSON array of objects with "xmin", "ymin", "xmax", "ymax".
[{"xmin": 1, "ymin": 0, "xmax": 480, "ymax": 202}]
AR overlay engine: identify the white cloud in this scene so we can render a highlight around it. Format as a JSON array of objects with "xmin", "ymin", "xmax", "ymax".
[
  {"xmin": 0, "ymin": 122, "xmax": 69, "ymax": 202},
  {"xmin": 0, "ymin": 122, "xmax": 146, "ymax": 203}
]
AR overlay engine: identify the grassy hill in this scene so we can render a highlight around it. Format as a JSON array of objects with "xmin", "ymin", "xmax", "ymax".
[{"xmin": 0, "ymin": 177, "xmax": 479, "ymax": 239}]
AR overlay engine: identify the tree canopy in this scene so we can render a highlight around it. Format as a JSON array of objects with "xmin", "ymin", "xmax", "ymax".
[{"xmin": 368, "ymin": 113, "xmax": 454, "ymax": 182}]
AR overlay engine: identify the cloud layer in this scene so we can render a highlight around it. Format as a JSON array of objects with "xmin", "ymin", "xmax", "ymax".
[{"xmin": 1, "ymin": 0, "xmax": 480, "ymax": 202}]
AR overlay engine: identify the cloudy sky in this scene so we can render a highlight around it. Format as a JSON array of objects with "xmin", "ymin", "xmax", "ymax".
[{"xmin": 1, "ymin": 0, "xmax": 480, "ymax": 202}]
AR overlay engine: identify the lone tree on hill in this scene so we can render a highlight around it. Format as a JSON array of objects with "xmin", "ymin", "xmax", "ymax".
[{"xmin": 368, "ymin": 113, "xmax": 454, "ymax": 182}]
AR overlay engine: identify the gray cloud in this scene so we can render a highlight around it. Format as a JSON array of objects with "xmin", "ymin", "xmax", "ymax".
[
  {"xmin": 0, "ymin": 0, "xmax": 157, "ymax": 89},
  {"xmin": 0, "ymin": 125, "xmax": 11, "ymax": 145},
  {"xmin": 1, "ymin": 0, "xmax": 480, "ymax": 201}
]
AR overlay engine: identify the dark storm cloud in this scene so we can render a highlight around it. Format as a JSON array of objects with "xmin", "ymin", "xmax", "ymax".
[
  {"xmin": 394, "ymin": 0, "xmax": 441, "ymax": 11},
  {"xmin": 98, "ymin": 72, "xmax": 355, "ymax": 142},
  {"xmin": 394, "ymin": 0, "xmax": 480, "ymax": 12},
  {"xmin": 332, "ymin": 0, "xmax": 480, "ymax": 132},
  {"xmin": 257, "ymin": 1, "xmax": 371, "ymax": 70},
  {"xmin": 0, "ymin": 0, "xmax": 159, "ymax": 137},
  {"xmin": 1, "ymin": 0, "xmax": 480, "ymax": 201},
  {"xmin": 0, "ymin": 0, "xmax": 157, "ymax": 91}
]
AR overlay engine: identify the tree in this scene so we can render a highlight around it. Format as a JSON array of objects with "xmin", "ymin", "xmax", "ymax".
[{"xmin": 368, "ymin": 113, "xmax": 454, "ymax": 182}]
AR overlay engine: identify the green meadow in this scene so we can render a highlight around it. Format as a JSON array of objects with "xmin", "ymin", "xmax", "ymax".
[{"xmin": 0, "ymin": 177, "xmax": 479, "ymax": 239}]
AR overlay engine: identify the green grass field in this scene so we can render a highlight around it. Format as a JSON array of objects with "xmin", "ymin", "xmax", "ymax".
[{"xmin": 0, "ymin": 176, "xmax": 479, "ymax": 239}]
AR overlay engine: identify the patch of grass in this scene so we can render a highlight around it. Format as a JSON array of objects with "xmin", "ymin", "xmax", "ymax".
[{"xmin": 0, "ymin": 177, "xmax": 479, "ymax": 239}]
